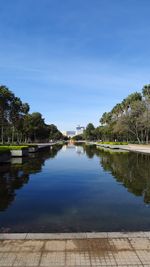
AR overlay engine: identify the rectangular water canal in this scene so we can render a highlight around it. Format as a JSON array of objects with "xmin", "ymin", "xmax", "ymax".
[{"xmin": 0, "ymin": 143, "xmax": 150, "ymax": 232}]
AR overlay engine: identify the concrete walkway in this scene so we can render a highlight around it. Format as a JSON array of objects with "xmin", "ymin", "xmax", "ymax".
[
  {"xmin": 121, "ymin": 144, "xmax": 150, "ymax": 154},
  {"xmin": 96, "ymin": 143, "xmax": 150, "ymax": 154},
  {"xmin": 0, "ymin": 232, "xmax": 150, "ymax": 266}
]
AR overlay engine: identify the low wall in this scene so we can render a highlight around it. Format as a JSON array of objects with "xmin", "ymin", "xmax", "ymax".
[{"xmin": 10, "ymin": 149, "xmax": 28, "ymax": 157}]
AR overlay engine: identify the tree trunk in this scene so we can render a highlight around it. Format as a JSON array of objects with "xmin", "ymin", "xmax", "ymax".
[
  {"xmin": 137, "ymin": 136, "xmax": 141, "ymax": 144},
  {"xmin": 12, "ymin": 126, "xmax": 15, "ymax": 144},
  {"xmin": 146, "ymin": 131, "xmax": 149, "ymax": 144},
  {"xmin": 141, "ymin": 130, "xmax": 143, "ymax": 143},
  {"xmin": 1, "ymin": 125, "xmax": 4, "ymax": 144},
  {"xmin": 34, "ymin": 131, "xmax": 36, "ymax": 142}
]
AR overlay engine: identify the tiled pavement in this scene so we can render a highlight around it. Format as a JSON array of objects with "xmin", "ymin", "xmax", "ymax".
[{"xmin": 0, "ymin": 232, "xmax": 150, "ymax": 266}]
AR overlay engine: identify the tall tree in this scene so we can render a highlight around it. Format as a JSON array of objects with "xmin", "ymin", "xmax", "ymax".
[
  {"xmin": 99, "ymin": 89, "xmax": 149, "ymax": 143},
  {"xmin": 84, "ymin": 123, "xmax": 96, "ymax": 141},
  {"xmin": 49, "ymin": 124, "xmax": 62, "ymax": 141},
  {"xmin": 0, "ymin": 86, "xmax": 14, "ymax": 144}
]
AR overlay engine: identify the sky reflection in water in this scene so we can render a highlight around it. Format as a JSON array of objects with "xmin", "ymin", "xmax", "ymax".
[{"xmin": 0, "ymin": 144, "xmax": 150, "ymax": 232}]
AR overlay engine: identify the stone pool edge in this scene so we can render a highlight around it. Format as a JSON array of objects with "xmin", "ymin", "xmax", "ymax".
[{"xmin": 1, "ymin": 231, "xmax": 150, "ymax": 239}]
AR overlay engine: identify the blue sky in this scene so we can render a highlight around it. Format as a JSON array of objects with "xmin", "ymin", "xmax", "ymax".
[{"xmin": 0, "ymin": 0, "xmax": 150, "ymax": 131}]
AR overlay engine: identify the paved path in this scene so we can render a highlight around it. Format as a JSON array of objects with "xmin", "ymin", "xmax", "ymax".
[
  {"xmin": 120, "ymin": 144, "xmax": 150, "ymax": 154},
  {"xmin": 96, "ymin": 143, "xmax": 150, "ymax": 154},
  {"xmin": 0, "ymin": 232, "xmax": 150, "ymax": 266}
]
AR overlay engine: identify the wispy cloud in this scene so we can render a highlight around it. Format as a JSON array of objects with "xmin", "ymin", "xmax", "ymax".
[{"xmin": 1, "ymin": 0, "xmax": 150, "ymax": 130}]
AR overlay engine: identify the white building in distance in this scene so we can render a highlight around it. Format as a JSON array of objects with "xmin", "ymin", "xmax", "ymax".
[
  {"xmin": 63, "ymin": 131, "xmax": 76, "ymax": 137},
  {"xmin": 76, "ymin": 125, "xmax": 85, "ymax": 135},
  {"xmin": 63, "ymin": 126, "xmax": 85, "ymax": 137}
]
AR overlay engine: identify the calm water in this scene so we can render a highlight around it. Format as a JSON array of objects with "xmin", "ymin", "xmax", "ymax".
[{"xmin": 0, "ymin": 143, "xmax": 150, "ymax": 232}]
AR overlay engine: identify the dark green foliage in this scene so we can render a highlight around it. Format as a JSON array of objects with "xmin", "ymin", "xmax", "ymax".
[
  {"xmin": 83, "ymin": 123, "xmax": 96, "ymax": 141},
  {"xmin": 99, "ymin": 85, "xmax": 150, "ymax": 143},
  {"xmin": 0, "ymin": 145, "xmax": 62, "ymax": 211},
  {"xmin": 0, "ymin": 84, "xmax": 63, "ymax": 143},
  {"xmin": 72, "ymin": 134, "xmax": 84, "ymax": 141},
  {"xmin": 98, "ymin": 149, "xmax": 150, "ymax": 204},
  {"xmin": 49, "ymin": 124, "xmax": 63, "ymax": 141}
]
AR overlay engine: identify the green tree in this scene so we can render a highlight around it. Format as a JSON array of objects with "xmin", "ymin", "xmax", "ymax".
[
  {"xmin": 0, "ymin": 86, "xmax": 14, "ymax": 144},
  {"xmin": 99, "ymin": 90, "xmax": 147, "ymax": 143},
  {"xmin": 84, "ymin": 123, "xmax": 96, "ymax": 141},
  {"xmin": 49, "ymin": 124, "xmax": 62, "ymax": 141},
  {"xmin": 10, "ymin": 97, "xmax": 30, "ymax": 143}
]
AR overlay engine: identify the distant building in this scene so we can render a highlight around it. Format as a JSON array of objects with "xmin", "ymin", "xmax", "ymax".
[
  {"xmin": 63, "ymin": 125, "xmax": 85, "ymax": 138},
  {"xmin": 63, "ymin": 131, "xmax": 76, "ymax": 137},
  {"xmin": 76, "ymin": 125, "xmax": 85, "ymax": 135}
]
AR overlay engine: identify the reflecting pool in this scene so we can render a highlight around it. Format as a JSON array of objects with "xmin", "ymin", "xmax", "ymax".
[{"xmin": 0, "ymin": 143, "xmax": 150, "ymax": 232}]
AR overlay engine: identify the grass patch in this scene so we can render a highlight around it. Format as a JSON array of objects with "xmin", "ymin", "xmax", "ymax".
[
  {"xmin": 97, "ymin": 142, "xmax": 128, "ymax": 145},
  {"xmin": 0, "ymin": 145, "xmax": 28, "ymax": 150}
]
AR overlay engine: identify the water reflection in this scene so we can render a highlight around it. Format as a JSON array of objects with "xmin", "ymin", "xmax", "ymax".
[
  {"xmin": 83, "ymin": 144, "xmax": 98, "ymax": 158},
  {"xmin": 97, "ymin": 147, "xmax": 150, "ymax": 204},
  {"xmin": 62, "ymin": 143, "xmax": 85, "ymax": 155},
  {"xmin": 1, "ymin": 144, "xmax": 150, "ymax": 232},
  {"xmin": 0, "ymin": 144, "xmax": 63, "ymax": 211}
]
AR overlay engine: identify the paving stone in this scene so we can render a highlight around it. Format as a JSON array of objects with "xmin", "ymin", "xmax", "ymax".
[
  {"xmin": 0, "ymin": 234, "xmax": 27, "ymax": 240},
  {"xmin": 26, "ymin": 233, "xmax": 87, "ymax": 240},
  {"xmin": 136, "ymin": 250, "xmax": 150, "ymax": 265},
  {"xmin": 113, "ymin": 251, "xmax": 141, "ymax": 265},
  {"xmin": 143, "ymin": 231, "xmax": 150, "ymax": 238},
  {"xmin": 107, "ymin": 232, "xmax": 129, "ymax": 238},
  {"xmin": 66, "ymin": 240, "xmax": 78, "ymax": 251},
  {"xmin": 0, "ymin": 240, "xmax": 23, "ymax": 252},
  {"xmin": 0, "ymin": 240, "xmax": 44, "ymax": 253},
  {"xmin": 111, "ymin": 238, "xmax": 132, "ymax": 250},
  {"xmin": 13, "ymin": 252, "xmax": 41, "ymax": 266},
  {"xmin": 20, "ymin": 240, "xmax": 44, "ymax": 252},
  {"xmin": 129, "ymin": 237, "xmax": 150, "ymax": 250},
  {"xmin": 126, "ymin": 232, "xmax": 147, "ymax": 238},
  {"xmin": 26, "ymin": 233, "xmax": 61, "ymax": 240},
  {"xmin": 66, "ymin": 239, "xmax": 89, "ymax": 252},
  {"xmin": 107, "ymin": 232, "xmax": 147, "ymax": 238},
  {"xmin": 0, "ymin": 233, "xmax": 150, "ymax": 266},
  {"xmin": 90, "ymin": 251, "xmax": 117, "ymax": 266},
  {"xmin": 88, "ymin": 238, "xmax": 115, "ymax": 252},
  {"xmin": 59, "ymin": 233, "xmax": 87, "ymax": 239},
  {"xmin": 0, "ymin": 252, "xmax": 16, "ymax": 266},
  {"xmin": 66, "ymin": 251, "xmax": 91, "ymax": 266},
  {"xmin": 45, "ymin": 240, "xmax": 66, "ymax": 251},
  {"xmin": 87, "ymin": 232, "xmax": 108, "ymax": 238},
  {"xmin": 40, "ymin": 252, "xmax": 65, "ymax": 266}
]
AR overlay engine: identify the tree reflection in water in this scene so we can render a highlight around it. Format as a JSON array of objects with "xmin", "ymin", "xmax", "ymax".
[
  {"xmin": 83, "ymin": 144, "xmax": 150, "ymax": 204},
  {"xmin": 0, "ymin": 144, "xmax": 63, "ymax": 211},
  {"xmin": 97, "ymin": 148, "xmax": 150, "ymax": 204},
  {"xmin": 83, "ymin": 144, "xmax": 98, "ymax": 158}
]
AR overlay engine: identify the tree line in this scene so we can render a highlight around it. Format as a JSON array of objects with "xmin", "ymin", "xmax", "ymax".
[
  {"xmin": 0, "ymin": 85, "xmax": 63, "ymax": 144},
  {"xmin": 74, "ymin": 84, "xmax": 150, "ymax": 143}
]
